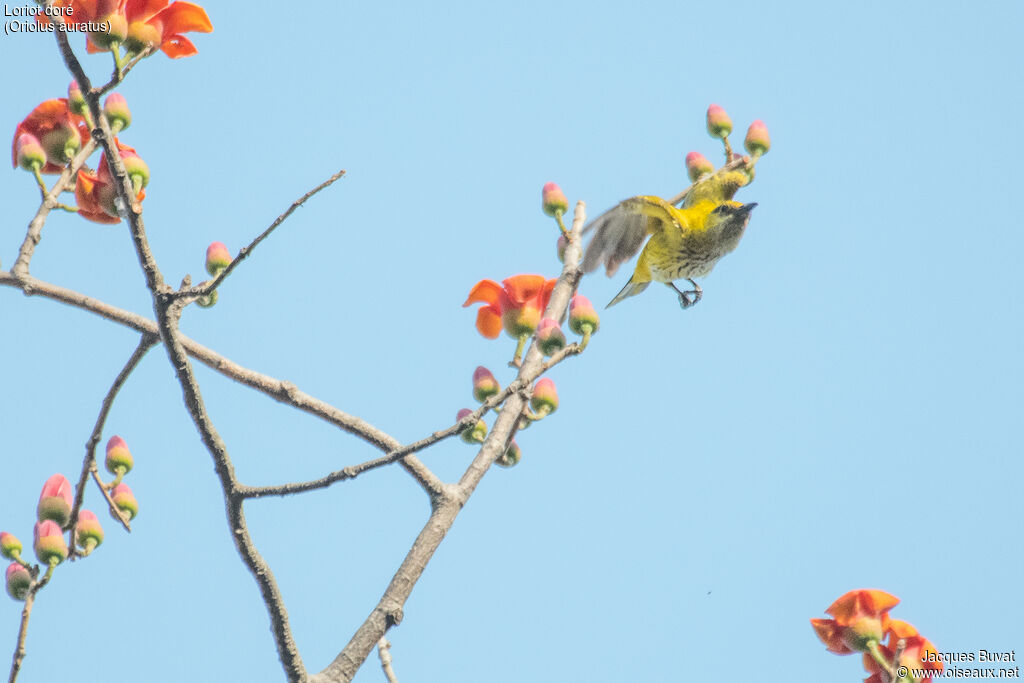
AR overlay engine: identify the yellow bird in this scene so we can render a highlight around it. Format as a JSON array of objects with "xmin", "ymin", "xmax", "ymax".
[{"xmin": 582, "ymin": 195, "xmax": 757, "ymax": 309}]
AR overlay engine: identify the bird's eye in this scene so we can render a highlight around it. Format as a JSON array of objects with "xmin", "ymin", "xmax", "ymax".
[{"xmin": 713, "ymin": 204, "xmax": 733, "ymax": 214}]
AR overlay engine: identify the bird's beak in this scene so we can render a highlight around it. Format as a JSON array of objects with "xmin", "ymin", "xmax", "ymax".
[{"xmin": 739, "ymin": 202, "xmax": 758, "ymax": 214}]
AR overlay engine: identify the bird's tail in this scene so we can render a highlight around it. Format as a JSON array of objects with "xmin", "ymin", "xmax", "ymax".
[{"xmin": 606, "ymin": 276, "xmax": 650, "ymax": 308}]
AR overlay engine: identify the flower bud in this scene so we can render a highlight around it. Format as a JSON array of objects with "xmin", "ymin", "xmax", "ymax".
[
  {"xmin": 205, "ymin": 241, "xmax": 231, "ymax": 276},
  {"xmin": 75, "ymin": 510, "xmax": 104, "ymax": 553},
  {"xmin": 105, "ymin": 435, "xmax": 134, "ymax": 475},
  {"xmin": 39, "ymin": 122, "xmax": 80, "ymax": 166},
  {"xmin": 495, "ymin": 440, "xmax": 521, "ymax": 467},
  {"xmin": 197, "ymin": 291, "xmax": 219, "ymax": 308},
  {"xmin": 103, "ymin": 93, "xmax": 131, "ymax": 133},
  {"xmin": 744, "ymin": 119, "xmax": 770, "ymax": 157},
  {"xmin": 556, "ymin": 234, "xmax": 568, "ymax": 263},
  {"xmin": 37, "ymin": 474, "xmax": 73, "ymax": 526},
  {"xmin": 541, "ymin": 182, "xmax": 568, "ymax": 217},
  {"xmin": 111, "ymin": 483, "xmax": 138, "ymax": 520},
  {"xmin": 33, "ymin": 520, "xmax": 68, "ymax": 565},
  {"xmin": 0, "ymin": 533, "xmax": 23, "ymax": 560},
  {"xmin": 568, "ymin": 294, "xmax": 600, "ymax": 335},
  {"xmin": 6, "ymin": 563, "xmax": 31, "ymax": 601},
  {"xmin": 685, "ymin": 151, "xmax": 713, "ymax": 182},
  {"xmin": 530, "ymin": 378, "xmax": 559, "ymax": 415},
  {"xmin": 472, "ymin": 366, "xmax": 500, "ymax": 403},
  {"xmin": 68, "ymin": 80, "xmax": 87, "ymax": 116},
  {"xmin": 456, "ymin": 409, "xmax": 488, "ymax": 444},
  {"xmin": 536, "ymin": 318, "xmax": 566, "ymax": 356},
  {"xmin": 89, "ymin": 12, "xmax": 128, "ymax": 49},
  {"xmin": 706, "ymin": 104, "xmax": 732, "ymax": 139},
  {"xmin": 15, "ymin": 133, "xmax": 46, "ymax": 171},
  {"xmin": 122, "ymin": 152, "xmax": 150, "ymax": 191}
]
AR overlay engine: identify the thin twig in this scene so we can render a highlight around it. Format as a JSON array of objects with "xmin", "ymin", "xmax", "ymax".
[
  {"xmin": 7, "ymin": 561, "xmax": 57, "ymax": 683},
  {"xmin": 68, "ymin": 334, "xmax": 157, "ymax": 551},
  {"xmin": 96, "ymin": 46, "xmax": 155, "ymax": 95},
  {"xmin": 240, "ymin": 342, "xmax": 583, "ymax": 499},
  {"xmin": 180, "ymin": 169, "xmax": 347, "ymax": 300},
  {"xmin": 377, "ymin": 637, "xmax": 398, "ymax": 683},
  {"xmin": 8, "ymin": 582, "xmax": 36, "ymax": 683},
  {"xmin": 311, "ymin": 200, "xmax": 588, "ymax": 683}
]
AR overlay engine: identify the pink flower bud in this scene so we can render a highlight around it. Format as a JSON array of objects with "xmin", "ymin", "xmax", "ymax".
[
  {"xmin": 68, "ymin": 81, "xmax": 87, "ymax": 116},
  {"xmin": 105, "ymin": 435, "xmax": 134, "ymax": 475},
  {"xmin": 685, "ymin": 151, "xmax": 714, "ymax": 182},
  {"xmin": 472, "ymin": 366, "xmax": 500, "ymax": 403},
  {"xmin": 33, "ymin": 520, "xmax": 68, "ymax": 565},
  {"xmin": 496, "ymin": 440, "xmax": 521, "ymax": 468},
  {"xmin": 103, "ymin": 93, "xmax": 131, "ymax": 133},
  {"xmin": 37, "ymin": 474, "xmax": 73, "ymax": 526},
  {"xmin": 75, "ymin": 510, "xmax": 104, "ymax": 553},
  {"xmin": 706, "ymin": 104, "xmax": 732, "ymax": 139},
  {"xmin": 530, "ymin": 378, "xmax": 559, "ymax": 415},
  {"xmin": 456, "ymin": 409, "xmax": 488, "ymax": 444},
  {"xmin": 536, "ymin": 318, "xmax": 566, "ymax": 356},
  {"xmin": 15, "ymin": 133, "xmax": 46, "ymax": 171},
  {"xmin": 568, "ymin": 295, "xmax": 600, "ymax": 336},
  {"xmin": 744, "ymin": 119, "xmax": 770, "ymax": 157},
  {"xmin": 0, "ymin": 533, "xmax": 22, "ymax": 560},
  {"xmin": 541, "ymin": 182, "xmax": 568, "ymax": 217},
  {"xmin": 556, "ymin": 234, "xmax": 568, "ymax": 263},
  {"xmin": 112, "ymin": 483, "xmax": 138, "ymax": 520},
  {"xmin": 6, "ymin": 563, "xmax": 31, "ymax": 601},
  {"xmin": 205, "ymin": 241, "xmax": 231, "ymax": 276}
]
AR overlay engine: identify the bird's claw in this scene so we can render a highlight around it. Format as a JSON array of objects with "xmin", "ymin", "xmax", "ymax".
[{"xmin": 676, "ymin": 289, "xmax": 701, "ymax": 310}]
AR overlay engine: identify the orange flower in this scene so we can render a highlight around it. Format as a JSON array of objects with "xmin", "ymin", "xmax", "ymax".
[
  {"xmin": 811, "ymin": 589, "xmax": 899, "ymax": 655},
  {"xmin": 863, "ymin": 620, "xmax": 944, "ymax": 683},
  {"xmin": 48, "ymin": 0, "xmax": 212, "ymax": 58},
  {"xmin": 464, "ymin": 275, "xmax": 557, "ymax": 339},
  {"xmin": 11, "ymin": 99, "xmax": 90, "ymax": 174},
  {"xmin": 75, "ymin": 141, "xmax": 147, "ymax": 224}
]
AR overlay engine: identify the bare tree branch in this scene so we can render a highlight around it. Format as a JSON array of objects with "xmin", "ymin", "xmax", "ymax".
[
  {"xmin": 52, "ymin": 31, "xmax": 313, "ymax": 681},
  {"xmin": 0, "ymin": 270, "xmax": 404, "ymax": 454}
]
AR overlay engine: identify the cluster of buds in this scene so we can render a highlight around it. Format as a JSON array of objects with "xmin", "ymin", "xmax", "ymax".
[
  {"xmin": 683, "ymin": 104, "xmax": 771, "ymax": 195},
  {"xmin": 3, "ymin": 436, "xmax": 138, "ymax": 600},
  {"xmin": 812, "ymin": 589, "xmax": 943, "ymax": 682},
  {"xmin": 459, "ymin": 364, "xmax": 566, "ymax": 468}
]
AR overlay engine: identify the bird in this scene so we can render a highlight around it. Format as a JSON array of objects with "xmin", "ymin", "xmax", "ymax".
[{"xmin": 581, "ymin": 195, "xmax": 757, "ymax": 309}]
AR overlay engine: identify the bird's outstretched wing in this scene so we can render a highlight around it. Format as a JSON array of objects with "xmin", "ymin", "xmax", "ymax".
[{"xmin": 581, "ymin": 196, "xmax": 681, "ymax": 277}]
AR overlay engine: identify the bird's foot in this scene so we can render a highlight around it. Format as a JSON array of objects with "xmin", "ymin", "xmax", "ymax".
[
  {"xmin": 670, "ymin": 280, "xmax": 703, "ymax": 310},
  {"xmin": 676, "ymin": 290, "xmax": 701, "ymax": 310}
]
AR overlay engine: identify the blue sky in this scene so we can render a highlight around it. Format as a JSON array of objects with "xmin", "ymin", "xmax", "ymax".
[{"xmin": 2, "ymin": 1, "xmax": 1022, "ymax": 681}]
